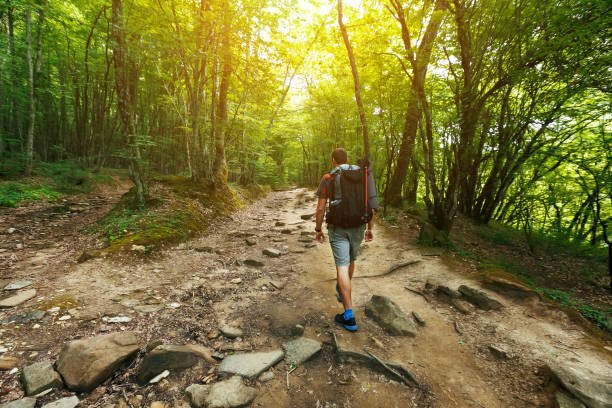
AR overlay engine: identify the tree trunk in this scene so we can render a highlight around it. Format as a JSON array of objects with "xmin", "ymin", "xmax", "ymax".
[
  {"xmin": 213, "ymin": 1, "xmax": 231, "ymax": 184},
  {"xmin": 338, "ymin": 0, "xmax": 369, "ymax": 159},
  {"xmin": 112, "ymin": 0, "xmax": 147, "ymax": 204},
  {"xmin": 25, "ymin": 8, "xmax": 34, "ymax": 175}
]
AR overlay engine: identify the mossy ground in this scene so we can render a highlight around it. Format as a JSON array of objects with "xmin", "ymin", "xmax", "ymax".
[{"xmin": 96, "ymin": 176, "xmax": 267, "ymax": 254}]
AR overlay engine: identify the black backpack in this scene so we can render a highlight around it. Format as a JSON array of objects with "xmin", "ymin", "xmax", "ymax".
[{"xmin": 326, "ymin": 160, "xmax": 373, "ymax": 228}]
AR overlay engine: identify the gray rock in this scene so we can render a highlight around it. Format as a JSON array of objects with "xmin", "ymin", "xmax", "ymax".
[
  {"xmin": 0, "ymin": 398, "xmax": 36, "ymax": 408},
  {"xmin": 57, "ymin": 332, "xmax": 139, "ymax": 393},
  {"xmin": 0, "ymin": 289, "xmax": 37, "ymax": 308},
  {"xmin": 1, "ymin": 310, "xmax": 45, "ymax": 325},
  {"xmin": 219, "ymin": 324, "xmax": 243, "ymax": 339},
  {"xmin": 488, "ymin": 344, "xmax": 509, "ymax": 360},
  {"xmin": 555, "ymin": 391, "xmax": 587, "ymax": 408},
  {"xmin": 300, "ymin": 213, "xmax": 315, "ymax": 220},
  {"xmin": 435, "ymin": 285, "xmax": 461, "ymax": 298},
  {"xmin": 205, "ymin": 376, "xmax": 257, "ymax": 408},
  {"xmin": 218, "ymin": 349, "xmax": 284, "ymax": 379},
  {"xmin": 259, "ymin": 371, "xmax": 275, "ymax": 382},
  {"xmin": 365, "ymin": 295, "xmax": 416, "ymax": 336},
  {"xmin": 262, "ymin": 248, "xmax": 280, "ymax": 258},
  {"xmin": 4, "ymin": 281, "xmax": 32, "ymax": 291},
  {"xmin": 282, "ymin": 337, "xmax": 321, "ymax": 366},
  {"xmin": 458, "ymin": 285, "xmax": 503, "ymax": 311},
  {"xmin": 40, "ymin": 396, "xmax": 79, "ymax": 408},
  {"xmin": 412, "ymin": 312, "xmax": 425, "ymax": 326},
  {"xmin": 20, "ymin": 360, "xmax": 63, "ymax": 396},
  {"xmin": 549, "ymin": 362, "xmax": 612, "ymax": 408},
  {"xmin": 243, "ymin": 259, "xmax": 264, "ymax": 267},
  {"xmin": 185, "ymin": 383, "xmax": 210, "ymax": 408},
  {"xmin": 137, "ymin": 345, "xmax": 200, "ymax": 384}
]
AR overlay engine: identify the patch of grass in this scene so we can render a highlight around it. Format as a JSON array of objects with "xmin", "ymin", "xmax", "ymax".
[
  {"xmin": 536, "ymin": 288, "xmax": 612, "ymax": 331},
  {"xmin": 540, "ymin": 288, "xmax": 574, "ymax": 307},
  {"xmin": 0, "ymin": 182, "xmax": 62, "ymax": 207},
  {"xmin": 383, "ymin": 214, "xmax": 398, "ymax": 225}
]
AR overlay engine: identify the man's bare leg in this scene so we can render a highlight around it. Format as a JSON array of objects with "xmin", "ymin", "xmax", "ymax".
[
  {"xmin": 337, "ymin": 265, "xmax": 353, "ymax": 310},
  {"xmin": 348, "ymin": 261, "xmax": 355, "ymax": 280}
]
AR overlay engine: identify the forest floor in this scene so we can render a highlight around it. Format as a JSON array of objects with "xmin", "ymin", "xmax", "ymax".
[{"xmin": 0, "ymin": 187, "xmax": 611, "ymax": 407}]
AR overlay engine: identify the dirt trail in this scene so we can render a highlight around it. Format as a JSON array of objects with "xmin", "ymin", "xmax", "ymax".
[{"xmin": 0, "ymin": 188, "xmax": 610, "ymax": 407}]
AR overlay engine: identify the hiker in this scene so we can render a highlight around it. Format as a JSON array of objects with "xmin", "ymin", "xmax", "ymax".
[{"xmin": 315, "ymin": 147, "xmax": 378, "ymax": 331}]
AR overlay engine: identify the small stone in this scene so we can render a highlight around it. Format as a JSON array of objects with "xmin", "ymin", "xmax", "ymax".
[
  {"xmin": 149, "ymin": 370, "xmax": 169, "ymax": 384},
  {"xmin": 458, "ymin": 285, "xmax": 504, "ymax": 311},
  {"xmin": 275, "ymin": 221, "xmax": 285, "ymax": 227},
  {"xmin": 58, "ymin": 315, "xmax": 71, "ymax": 321},
  {"xmin": 169, "ymin": 302, "xmax": 181, "ymax": 308},
  {"xmin": 15, "ymin": 243, "xmax": 23, "ymax": 249},
  {"xmin": 21, "ymin": 360, "xmax": 63, "ymax": 395},
  {"xmin": 7, "ymin": 228, "xmax": 16, "ymax": 234},
  {"xmin": 488, "ymin": 344, "xmax": 509, "ymax": 359},
  {"xmin": 280, "ymin": 229, "xmax": 293, "ymax": 234},
  {"xmin": 207, "ymin": 330, "xmax": 220, "ymax": 339},
  {"xmin": 137, "ymin": 345, "xmax": 200, "ymax": 384},
  {"xmin": 102, "ymin": 316, "xmax": 132, "ymax": 323},
  {"xmin": 218, "ymin": 349, "xmax": 284, "ymax": 379},
  {"xmin": 230, "ymin": 278, "xmax": 242, "ymax": 284},
  {"xmin": 262, "ymin": 248, "xmax": 281, "ymax": 258},
  {"xmin": 0, "ymin": 289, "xmax": 37, "ymax": 308},
  {"xmin": 412, "ymin": 312, "xmax": 425, "ymax": 326},
  {"xmin": 245, "ymin": 239, "xmax": 256, "ymax": 246},
  {"xmin": 219, "ymin": 325, "xmax": 243, "ymax": 339},
  {"xmin": 205, "ymin": 376, "xmax": 257, "ymax": 408},
  {"xmin": 282, "ymin": 337, "xmax": 322, "ymax": 366},
  {"xmin": 4, "ymin": 281, "xmax": 32, "ymax": 291},
  {"xmin": 211, "ymin": 352, "xmax": 224, "ymax": 360},
  {"xmin": 300, "ymin": 213, "xmax": 315, "ymax": 220},
  {"xmin": 243, "ymin": 259, "xmax": 264, "ymax": 267},
  {"xmin": 0, "ymin": 397, "xmax": 36, "ymax": 408},
  {"xmin": 268, "ymin": 280, "xmax": 285, "ymax": 290},
  {"xmin": 131, "ymin": 245, "xmax": 146, "ymax": 253},
  {"xmin": 40, "ymin": 396, "xmax": 79, "ymax": 408},
  {"xmin": 291, "ymin": 324, "xmax": 305, "ymax": 336},
  {"xmin": 259, "ymin": 371, "xmax": 275, "ymax": 382},
  {"xmin": 185, "ymin": 384, "xmax": 210, "ymax": 408},
  {"xmin": 0, "ymin": 356, "xmax": 19, "ymax": 370},
  {"xmin": 365, "ymin": 295, "xmax": 416, "ymax": 336}
]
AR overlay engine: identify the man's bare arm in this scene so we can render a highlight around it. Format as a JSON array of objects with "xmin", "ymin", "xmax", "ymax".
[{"xmin": 315, "ymin": 197, "xmax": 326, "ymax": 242}]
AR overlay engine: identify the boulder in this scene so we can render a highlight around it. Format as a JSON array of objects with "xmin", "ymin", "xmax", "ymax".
[
  {"xmin": 218, "ymin": 349, "xmax": 284, "ymax": 379},
  {"xmin": 365, "ymin": 295, "xmax": 416, "ymax": 336},
  {"xmin": 137, "ymin": 345, "xmax": 200, "ymax": 384},
  {"xmin": 40, "ymin": 396, "xmax": 79, "ymax": 408},
  {"xmin": 555, "ymin": 391, "xmax": 587, "ymax": 408},
  {"xmin": 20, "ymin": 361, "xmax": 63, "ymax": 396},
  {"xmin": 549, "ymin": 362, "xmax": 612, "ymax": 408},
  {"xmin": 185, "ymin": 384, "xmax": 210, "ymax": 408},
  {"xmin": 0, "ymin": 398, "xmax": 36, "ymax": 408},
  {"xmin": 0, "ymin": 289, "xmax": 37, "ymax": 308},
  {"xmin": 205, "ymin": 376, "xmax": 257, "ymax": 408},
  {"xmin": 2, "ymin": 310, "xmax": 45, "ymax": 325},
  {"xmin": 282, "ymin": 337, "xmax": 321, "ymax": 366},
  {"xmin": 57, "ymin": 332, "xmax": 139, "ymax": 393},
  {"xmin": 457, "ymin": 285, "xmax": 503, "ymax": 311},
  {"xmin": 435, "ymin": 285, "xmax": 461, "ymax": 298}
]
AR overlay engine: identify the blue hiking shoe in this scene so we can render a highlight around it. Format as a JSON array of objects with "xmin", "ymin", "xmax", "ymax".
[
  {"xmin": 335, "ymin": 313, "xmax": 358, "ymax": 332},
  {"xmin": 335, "ymin": 283, "xmax": 342, "ymax": 303}
]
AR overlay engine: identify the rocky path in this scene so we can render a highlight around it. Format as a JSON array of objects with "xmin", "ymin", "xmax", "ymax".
[{"xmin": 0, "ymin": 188, "xmax": 610, "ymax": 407}]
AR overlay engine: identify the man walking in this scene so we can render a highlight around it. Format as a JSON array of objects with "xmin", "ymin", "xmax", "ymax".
[{"xmin": 315, "ymin": 148, "xmax": 378, "ymax": 331}]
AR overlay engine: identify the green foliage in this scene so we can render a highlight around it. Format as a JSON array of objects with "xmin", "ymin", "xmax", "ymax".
[
  {"xmin": 580, "ymin": 305, "xmax": 612, "ymax": 331},
  {"xmin": 0, "ymin": 182, "xmax": 61, "ymax": 207}
]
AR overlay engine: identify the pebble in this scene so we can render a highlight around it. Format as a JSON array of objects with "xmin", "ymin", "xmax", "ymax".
[
  {"xmin": 169, "ymin": 302, "xmax": 181, "ymax": 309},
  {"xmin": 230, "ymin": 278, "xmax": 242, "ymax": 284},
  {"xmin": 102, "ymin": 316, "xmax": 132, "ymax": 323},
  {"xmin": 58, "ymin": 315, "xmax": 71, "ymax": 321},
  {"xmin": 149, "ymin": 370, "xmax": 170, "ymax": 384}
]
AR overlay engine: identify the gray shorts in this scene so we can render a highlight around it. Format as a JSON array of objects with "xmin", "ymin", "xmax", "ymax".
[{"xmin": 328, "ymin": 224, "xmax": 366, "ymax": 267}]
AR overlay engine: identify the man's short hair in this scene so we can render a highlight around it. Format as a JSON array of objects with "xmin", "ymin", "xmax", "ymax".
[{"xmin": 332, "ymin": 148, "xmax": 348, "ymax": 164}]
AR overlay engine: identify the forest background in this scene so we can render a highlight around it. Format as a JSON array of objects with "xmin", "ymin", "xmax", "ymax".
[{"xmin": 0, "ymin": 1, "xmax": 610, "ymax": 311}]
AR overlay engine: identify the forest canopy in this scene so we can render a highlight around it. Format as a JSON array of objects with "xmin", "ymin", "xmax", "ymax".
[{"xmin": 0, "ymin": 0, "xmax": 610, "ymax": 260}]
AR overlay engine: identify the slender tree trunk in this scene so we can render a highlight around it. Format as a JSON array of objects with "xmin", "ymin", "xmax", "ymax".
[
  {"xmin": 112, "ymin": 0, "xmax": 147, "ymax": 204},
  {"xmin": 213, "ymin": 1, "xmax": 231, "ymax": 183},
  {"xmin": 338, "ymin": 0, "xmax": 369, "ymax": 159}
]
